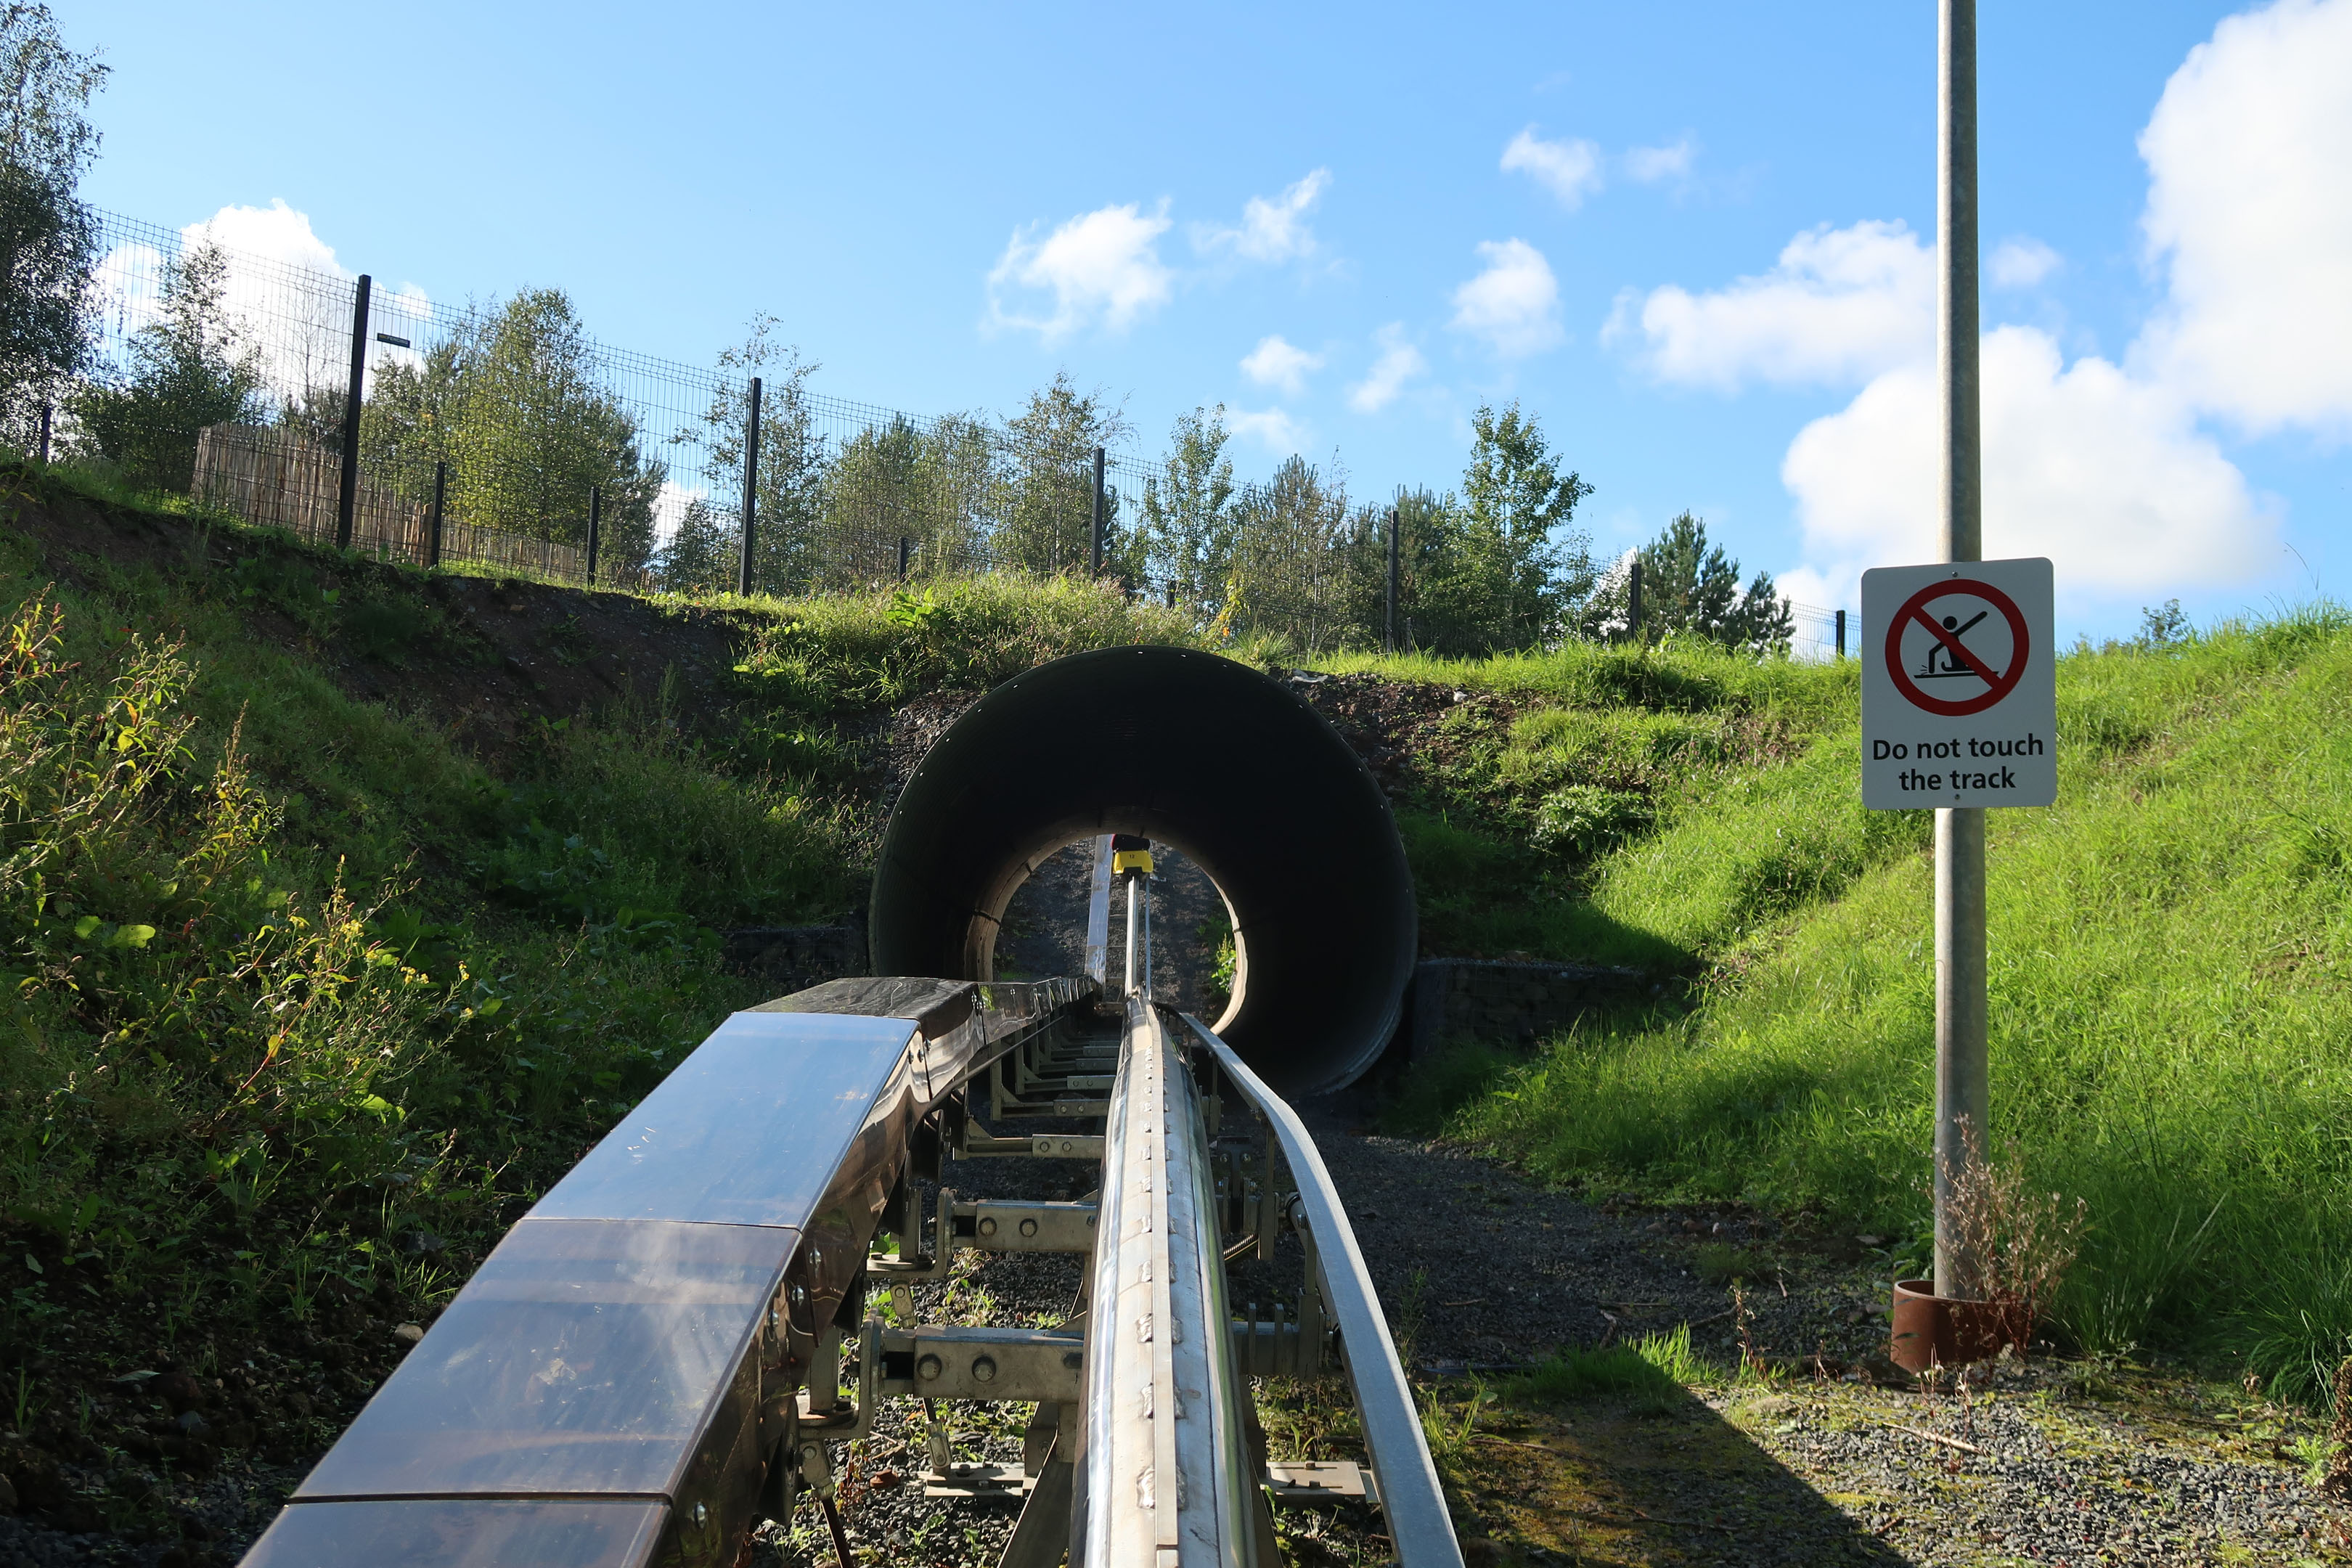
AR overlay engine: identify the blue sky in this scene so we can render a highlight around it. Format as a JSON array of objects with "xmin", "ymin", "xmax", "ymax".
[{"xmin": 68, "ymin": 0, "xmax": 2352, "ymax": 642}]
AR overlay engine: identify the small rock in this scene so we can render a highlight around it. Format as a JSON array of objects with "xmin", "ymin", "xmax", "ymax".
[
  {"xmin": 392, "ymin": 1323, "xmax": 425, "ymax": 1347},
  {"xmin": 154, "ymin": 1371, "xmax": 204, "ymax": 1413}
]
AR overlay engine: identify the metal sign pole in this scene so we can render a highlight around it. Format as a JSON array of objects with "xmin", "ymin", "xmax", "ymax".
[{"xmin": 1934, "ymin": 0, "xmax": 1988, "ymax": 1302}]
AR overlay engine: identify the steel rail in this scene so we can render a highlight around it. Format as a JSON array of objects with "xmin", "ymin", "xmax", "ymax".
[
  {"xmin": 1079, "ymin": 1000, "xmax": 1256, "ymax": 1567},
  {"xmin": 1180, "ymin": 1014, "xmax": 1466, "ymax": 1568}
]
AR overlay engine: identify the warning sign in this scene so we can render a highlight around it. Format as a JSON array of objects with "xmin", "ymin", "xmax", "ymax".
[{"xmin": 1861, "ymin": 558, "xmax": 2055, "ymax": 809}]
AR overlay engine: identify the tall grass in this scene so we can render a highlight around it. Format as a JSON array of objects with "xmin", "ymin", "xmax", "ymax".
[
  {"xmin": 1408, "ymin": 607, "xmax": 2352, "ymax": 1396},
  {"xmin": 0, "ymin": 465, "xmax": 1205, "ymax": 1373}
]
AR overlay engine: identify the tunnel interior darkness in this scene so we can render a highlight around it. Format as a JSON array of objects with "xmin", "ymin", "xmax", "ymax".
[{"xmin": 869, "ymin": 646, "xmax": 1417, "ymax": 1098}]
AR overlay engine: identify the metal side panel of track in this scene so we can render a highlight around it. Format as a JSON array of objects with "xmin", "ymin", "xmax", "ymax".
[{"xmin": 242, "ymin": 979, "xmax": 1088, "ymax": 1568}]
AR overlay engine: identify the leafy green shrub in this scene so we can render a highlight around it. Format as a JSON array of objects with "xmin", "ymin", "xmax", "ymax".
[
  {"xmin": 731, "ymin": 576, "xmax": 1202, "ymax": 715},
  {"xmin": 0, "ymin": 595, "xmax": 453, "ymax": 1238}
]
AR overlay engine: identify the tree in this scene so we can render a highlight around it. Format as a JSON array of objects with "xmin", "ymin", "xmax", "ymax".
[
  {"xmin": 992, "ymin": 372, "xmax": 1131, "ymax": 576},
  {"xmin": 690, "ymin": 316, "xmax": 827, "ymax": 595},
  {"xmin": 0, "ymin": 4, "xmax": 105, "ymax": 452},
  {"xmin": 817, "ymin": 410, "xmax": 996, "ymax": 587},
  {"xmin": 654, "ymin": 496, "xmax": 735, "ymax": 595},
  {"xmin": 1223, "ymin": 454, "xmax": 1355, "ymax": 653},
  {"xmin": 66, "ymin": 240, "xmax": 267, "ymax": 492},
  {"xmin": 365, "ymin": 289, "xmax": 666, "ymax": 575},
  {"xmin": 1586, "ymin": 511, "xmax": 1793, "ymax": 653},
  {"xmin": 1140, "ymin": 405, "xmax": 1238, "ymax": 613},
  {"xmin": 1342, "ymin": 486, "xmax": 1465, "ymax": 653},
  {"xmin": 1423, "ymin": 401, "xmax": 1595, "ymax": 653}
]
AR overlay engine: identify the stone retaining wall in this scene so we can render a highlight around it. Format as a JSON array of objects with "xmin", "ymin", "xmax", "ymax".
[{"xmin": 1405, "ymin": 957, "xmax": 1659, "ymax": 1061}]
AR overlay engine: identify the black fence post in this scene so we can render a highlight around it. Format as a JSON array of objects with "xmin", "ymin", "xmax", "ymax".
[
  {"xmin": 428, "ymin": 460, "xmax": 446, "ymax": 568},
  {"xmin": 1384, "ymin": 505, "xmax": 1400, "ymax": 655},
  {"xmin": 1834, "ymin": 608, "xmax": 1847, "ymax": 660},
  {"xmin": 1090, "ymin": 445, "xmax": 1106, "ymax": 577},
  {"xmin": 1628, "ymin": 558, "xmax": 1644, "ymax": 645},
  {"xmin": 586, "ymin": 485, "xmax": 603, "ymax": 587},
  {"xmin": 37, "ymin": 401, "xmax": 52, "ymax": 465},
  {"xmin": 897, "ymin": 536, "xmax": 910, "ymax": 581},
  {"xmin": 336, "ymin": 274, "xmax": 372, "ymax": 550},
  {"xmin": 736, "ymin": 376, "xmax": 762, "ymax": 596}
]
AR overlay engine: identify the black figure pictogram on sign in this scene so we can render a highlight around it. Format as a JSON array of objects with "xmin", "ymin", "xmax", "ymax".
[{"xmin": 1882, "ymin": 579, "xmax": 2030, "ymax": 718}]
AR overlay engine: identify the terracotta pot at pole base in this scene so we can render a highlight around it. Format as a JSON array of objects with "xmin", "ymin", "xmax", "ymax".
[{"xmin": 1890, "ymin": 1278, "xmax": 2010, "ymax": 1371}]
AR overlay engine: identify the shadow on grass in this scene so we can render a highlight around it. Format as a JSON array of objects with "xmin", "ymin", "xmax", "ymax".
[
  {"xmin": 1254, "ymin": 1356, "xmax": 1909, "ymax": 1567},
  {"xmin": 1434, "ymin": 1372, "xmax": 1911, "ymax": 1567}
]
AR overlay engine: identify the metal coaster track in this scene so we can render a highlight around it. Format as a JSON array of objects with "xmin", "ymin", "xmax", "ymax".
[{"xmin": 240, "ymin": 650, "xmax": 1459, "ymax": 1567}]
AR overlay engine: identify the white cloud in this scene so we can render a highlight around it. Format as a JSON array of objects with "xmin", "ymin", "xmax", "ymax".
[
  {"xmin": 2136, "ymin": 0, "xmax": 2352, "ymax": 438},
  {"xmin": 1347, "ymin": 324, "xmax": 1427, "ymax": 413},
  {"xmin": 1771, "ymin": 565, "xmax": 1847, "ymax": 616},
  {"xmin": 1450, "ymin": 238, "xmax": 1564, "ymax": 359},
  {"xmin": 987, "ymin": 201, "xmax": 1174, "ymax": 340},
  {"xmin": 1228, "ymin": 407, "xmax": 1307, "ymax": 454},
  {"xmin": 1500, "ymin": 127, "xmax": 1604, "ymax": 209},
  {"xmin": 1240, "ymin": 335, "xmax": 1323, "ymax": 395},
  {"xmin": 1606, "ymin": 219, "xmax": 1932, "ymax": 390},
  {"xmin": 1625, "ymin": 136, "xmax": 1697, "ymax": 184},
  {"xmin": 187, "ymin": 200, "xmax": 351, "ymax": 279},
  {"xmin": 1195, "ymin": 169, "xmax": 1329, "ymax": 264},
  {"xmin": 1988, "ymin": 237, "xmax": 2062, "ymax": 289},
  {"xmin": 1611, "ymin": 4, "xmax": 2352, "ymax": 608},
  {"xmin": 1783, "ymin": 325, "xmax": 2273, "ymax": 597},
  {"xmin": 170, "ymin": 203, "xmax": 421, "ymax": 401}
]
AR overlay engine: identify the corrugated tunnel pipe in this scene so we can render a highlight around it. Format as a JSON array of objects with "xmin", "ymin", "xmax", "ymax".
[{"xmin": 869, "ymin": 645, "xmax": 1417, "ymax": 1098}]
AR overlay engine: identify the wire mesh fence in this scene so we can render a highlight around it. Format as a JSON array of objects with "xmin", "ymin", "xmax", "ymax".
[{"xmin": 12, "ymin": 205, "xmax": 1857, "ymax": 661}]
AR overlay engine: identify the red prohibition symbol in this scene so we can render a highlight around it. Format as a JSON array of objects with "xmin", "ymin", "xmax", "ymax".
[{"xmin": 1883, "ymin": 579, "xmax": 2030, "ymax": 717}]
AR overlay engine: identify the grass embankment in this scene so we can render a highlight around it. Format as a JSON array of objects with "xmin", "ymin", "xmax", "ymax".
[
  {"xmin": 1349, "ymin": 611, "xmax": 2352, "ymax": 1399},
  {"xmin": 0, "ymin": 458, "xmax": 1191, "ymax": 1531},
  {"xmin": 1314, "ymin": 640, "xmax": 1883, "ymax": 965}
]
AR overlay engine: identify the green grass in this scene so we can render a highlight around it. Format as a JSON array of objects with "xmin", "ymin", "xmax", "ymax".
[
  {"xmin": 1385, "ymin": 606, "xmax": 2352, "ymax": 1401},
  {"xmin": 0, "ymin": 460, "xmax": 1196, "ymax": 1414},
  {"xmin": 1320, "ymin": 638, "xmax": 1868, "ymax": 966},
  {"xmin": 1514, "ymin": 1323, "xmax": 1702, "ymax": 1413}
]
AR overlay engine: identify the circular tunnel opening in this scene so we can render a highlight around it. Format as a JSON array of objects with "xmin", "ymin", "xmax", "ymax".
[{"xmin": 870, "ymin": 646, "xmax": 1417, "ymax": 1098}]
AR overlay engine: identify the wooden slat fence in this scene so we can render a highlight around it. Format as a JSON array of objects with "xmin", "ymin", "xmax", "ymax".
[{"xmin": 192, "ymin": 425, "xmax": 620, "ymax": 587}]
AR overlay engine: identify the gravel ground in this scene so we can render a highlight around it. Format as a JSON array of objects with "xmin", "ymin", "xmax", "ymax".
[{"xmin": 1731, "ymin": 1376, "xmax": 2347, "ymax": 1566}]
